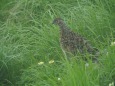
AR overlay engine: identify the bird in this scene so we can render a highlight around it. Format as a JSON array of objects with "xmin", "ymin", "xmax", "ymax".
[{"xmin": 52, "ymin": 18, "xmax": 99, "ymax": 62}]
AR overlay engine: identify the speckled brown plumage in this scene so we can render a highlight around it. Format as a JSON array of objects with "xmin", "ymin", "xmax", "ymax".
[{"xmin": 53, "ymin": 18, "xmax": 99, "ymax": 62}]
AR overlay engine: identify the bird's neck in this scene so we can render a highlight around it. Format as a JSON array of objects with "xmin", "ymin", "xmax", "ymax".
[
  {"xmin": 58, "ymin": 22, "xmax": 68, "ymax": 30},
  {"xmin": 58, "ymin": 22, "xmax": 70, "ymax": 36}
]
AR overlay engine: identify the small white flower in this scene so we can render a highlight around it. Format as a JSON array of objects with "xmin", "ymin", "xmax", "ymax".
[
  {"xmin": 38, "ymin": 62, "xmax": 44, "ymax": 65},
  {"xmin": 49, "ymin": 60, "xmax": 54, "ymax": 64},
  {"xmin": 109, "ymin": 82, "xmax": 114, "ymax": 86},
  {"xmin": 85, "ymin": 63, "xmax": 89, "ymax": 67},
  {"xmin": 106, "ymin": 52, "xmax": 109, "ymax": 56},
  {"xmin": 111, "ymin": 42, "xmax": 115, "ymax": 46},
  {"xmin": 58, "ymin": 78, "xmax": 61, "ymax": 81}
]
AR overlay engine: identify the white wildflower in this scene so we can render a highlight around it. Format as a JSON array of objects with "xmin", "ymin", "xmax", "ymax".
[
  {"xmin": 85, "ymin": 63, "xmax": 89, "ymax": 67},
  {"xmin": 106, "ymin": 52, "xmax": 109, "ymax": 56},
  {"xmin": 109, "ymin": 82, "xmax": 114, "ymax": 86},
  {"xmin": 49, "ymin": 60, "xmax": 54, "ymax": 64},
  {"xmin": 38, "ymin": 62, "xmax": 44, "ymax": 65},
  {"xmin": 58, "ymin": 78, "xmax": 61, "ymax": 81},
  {"xmin": 111, "ymin": 42, "xmax": 115, "ymax": 46}
]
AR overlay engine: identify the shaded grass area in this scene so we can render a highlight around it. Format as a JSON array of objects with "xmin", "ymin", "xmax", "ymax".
[{"xmin": 0, "ymin": 0, "xmax": 115, "ymax": 86}]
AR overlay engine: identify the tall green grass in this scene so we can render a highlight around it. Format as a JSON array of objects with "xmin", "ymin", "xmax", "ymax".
[{"xmin": 0, "ymin": 0, "xmax": 115, "ymax": 86}]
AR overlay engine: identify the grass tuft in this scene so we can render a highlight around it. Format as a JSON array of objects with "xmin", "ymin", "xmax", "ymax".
[{"xmin": 0, "ymin": 0, "xmax": 115, "ymax": 86}]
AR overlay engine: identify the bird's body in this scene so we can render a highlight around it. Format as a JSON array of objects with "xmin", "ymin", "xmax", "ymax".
[{"xmin": 53, "ymin": 18, "xmax": 99, "ymax": 62}]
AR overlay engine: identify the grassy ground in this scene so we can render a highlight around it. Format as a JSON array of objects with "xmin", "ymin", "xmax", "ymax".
[{"xmin": 0, "ymin": 0, "xmax": 115, "ymax": 86}]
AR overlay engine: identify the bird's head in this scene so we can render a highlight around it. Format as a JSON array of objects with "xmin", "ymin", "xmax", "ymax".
[{"xmin": 52, "ymin": 18, "xmax": 64, "ymax": 25}]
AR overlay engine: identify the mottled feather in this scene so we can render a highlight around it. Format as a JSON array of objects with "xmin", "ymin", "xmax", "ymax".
[{"xmin": 53, "ymin": 18, "xmax": 99, "ymax": 62}]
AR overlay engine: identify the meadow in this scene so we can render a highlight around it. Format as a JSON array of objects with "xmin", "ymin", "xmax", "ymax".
[{"xmin": 0, "ymin": 0, "xmax": 115, "ymax": 86}]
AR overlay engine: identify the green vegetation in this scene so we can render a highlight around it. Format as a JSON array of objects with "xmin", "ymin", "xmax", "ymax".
[{"xmin": 0, "ymin": 0, "xmax": 115, "ymax": 86}]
